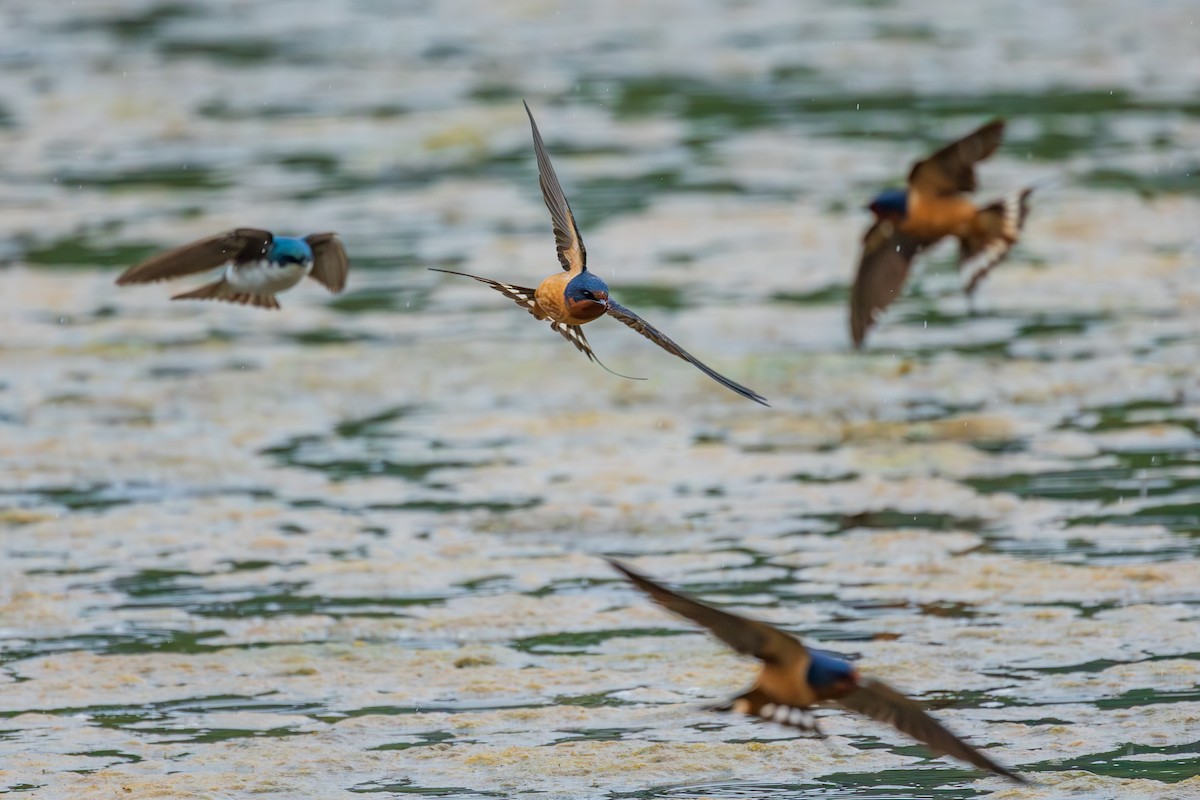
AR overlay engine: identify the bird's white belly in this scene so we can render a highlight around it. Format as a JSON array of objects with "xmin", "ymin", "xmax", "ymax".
[{"xmin": 227, "ymin": 260, "xmax": 310, "ymax": 294}]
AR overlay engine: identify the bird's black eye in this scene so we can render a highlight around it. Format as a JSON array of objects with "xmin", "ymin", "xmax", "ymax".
[{"xmin": 581, "ymin": 291, "xmax": 594, "ymax": 300}]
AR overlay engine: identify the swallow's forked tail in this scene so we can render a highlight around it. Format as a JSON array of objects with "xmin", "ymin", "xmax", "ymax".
[
  {"xmin": 958, "ymin": 187, "xmax": 1035, "ymax": 297},
  {"xmin": 589, "ymin": 353, "xmax": 647, "ymax": 382},
  {"xmin": 171, "ymin": 279, "xmax": 281, "ymax": 310}
]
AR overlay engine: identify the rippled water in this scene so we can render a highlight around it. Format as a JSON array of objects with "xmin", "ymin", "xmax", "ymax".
[{"xmin": 2, "ymin": 0, "xmax": 1200, "ymax": 798}]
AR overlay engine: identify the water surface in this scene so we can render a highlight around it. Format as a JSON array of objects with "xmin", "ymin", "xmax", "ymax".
[{"xmin": 2, "ymin": 0, "xmax": 1200, "ymax": 797}]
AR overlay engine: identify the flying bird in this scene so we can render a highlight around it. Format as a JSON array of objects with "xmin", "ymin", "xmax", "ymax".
[
  {"xmin": 608, "ymin": 559, "xmax": 1027, "ymax": 784},
  {"xmin": 116, "ymin": 228, "xmax": 349, "ymax": 310},
  {"xmin": 430, "ymin": 102, "xmax": 768, "ymax": 406},
  {"xmin": 850, "ymin": 119, "xmax": 1035, "ymax": 347}
]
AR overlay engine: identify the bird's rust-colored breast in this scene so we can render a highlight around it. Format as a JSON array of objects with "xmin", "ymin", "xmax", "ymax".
[
  {"xmin": 901, "ymin": 192, "xmax": 978, "ymax": 242},
  {"xmin": 756, "ymin": 660, "xmax": 821, "ymax": 708},
  {"xmin": 534, "ymin": 273, "xmax": 570, "ymax": 322}
]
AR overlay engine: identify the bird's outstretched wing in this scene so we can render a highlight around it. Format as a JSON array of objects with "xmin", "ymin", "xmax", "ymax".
[
  {"xmin": 849, "ymin": 219, "xmax": 924, "ymax": 348},
  {"xmin": 305, "ymin": 233, "xmax": 349, "ymax": 294},
  {"xmin": 429, "ymin": 268, "xmax": 543, "ymax": 318},
  {"xmin": 524, "ymin": 101, "xmax": 587, "ymax": 274},
  {"xmin": 609, "ymin": 560, "xmax": 805, "ymax": 666},
  {"xmin": 837, "ymin": 678, "xmax": 1027, "ymax": 784},
  {"xmin": 603, "ymin": 301, "xmax": 768, "ymax": 405},
  {"xmin": 909, "ymin": 119, "xmax": 1005, "ymax": 196},
  {"xmin": 116, "ymin": 228, "xmax": 273, "ymax": 285},
  {"xmin": 428, "ymin": 268, "xmax": 641, "ymax": 380}
]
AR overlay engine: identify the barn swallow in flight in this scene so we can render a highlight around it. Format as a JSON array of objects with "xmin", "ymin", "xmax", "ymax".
[
  {"xmin": 116, "ymin": 228, "xmax": 348, "ymax": 309},
  {"xmin": 609, "ymin": 560, "xmax": 1027, "ymax": 784},
  {"xmin": 430, "ymin": 102, "xmax": 768, "ymax": 406},
  {"xmin": 850, "ymin": 119, "xmax": 1035, "ymax": 347}
]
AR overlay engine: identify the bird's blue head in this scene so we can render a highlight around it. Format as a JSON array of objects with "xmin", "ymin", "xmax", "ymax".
[
  {"xmin": 867, "ymin": 188, "xmax": 909, "ymax": 220},
  {"xmin": 269, "ymin": 237, "xmax": 314, "ymax": 267},
  {"xmin": 564, "ymin": 271, "xmax": 610, "ymax": 321},
  {"xmin": 807, "ymin": 650, "xmax": 858, "ymax": 694}
]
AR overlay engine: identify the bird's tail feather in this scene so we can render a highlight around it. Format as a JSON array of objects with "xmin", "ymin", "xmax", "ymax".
[
  {"xmin": 958, "ymin": 187, "xmax": 1035, "ymax": 297},
  {"xmin": 172, "ymin": 279, "xmax": 281, "ymax": 310}
]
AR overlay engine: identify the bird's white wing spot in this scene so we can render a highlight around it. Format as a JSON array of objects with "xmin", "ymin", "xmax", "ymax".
[{"xmin": 493, "ymin": 283, "xmax": 536, "ymax": 308}]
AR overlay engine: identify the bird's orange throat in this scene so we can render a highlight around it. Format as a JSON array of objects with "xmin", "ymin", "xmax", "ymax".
[
  {"xmin": 826, "ymin": 675, "xmax": 859, "ymax": 700},
  {"xmin": 564, "ymin": 295, "xmax": 608, "ymax": 323}
]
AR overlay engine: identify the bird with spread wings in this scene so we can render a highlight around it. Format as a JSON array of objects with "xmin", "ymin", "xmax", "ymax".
[
  {"xmin": 610, "ymin": 559, "xmax": 1028, "ymax": 784},
  {"xmin": 432, "ymin": 102, "xmax": 767, "ymax": 406},
  {"xmin": 851, "ymin": 120, "xmax": 1035, "ymax": 347}
]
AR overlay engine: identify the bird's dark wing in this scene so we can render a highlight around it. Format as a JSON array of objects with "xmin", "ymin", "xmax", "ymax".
[
  {"xmin": 838, "ymin": 678, "xmax": 1027, "ymax": 784},
  {"xmin": 524, "ymin": 101, "xmax": 586, "ymax": 274},
  {"xmin": 849, "ymin": 219, "xmax": 924, "ymax": 349},
  {"xmin": 603, "ymin": 300, "xmax": 768, "ymax": 406},
  {"xmin": 429, "ymin": 268, "xmax": 542, "ymax": 317},
  {"xmin": 609, "ymin": 560, "xmax": 806, "ymax": 666},
  {"xmin": 908, "ymin": 119, "xmax": 1005, "ymax": 196},
  {"xmin": 116, "ymin": 228, "xmax": 273, "ymax": 285},
  {"xmin": 305, "ymin": 232, "xmax": 349, "ymax": 294}
]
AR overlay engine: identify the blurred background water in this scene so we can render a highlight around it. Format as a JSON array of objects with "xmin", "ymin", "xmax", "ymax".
[{"xmin": 1, "ymin": 0, "xmax": 1199, "ymax": 798}]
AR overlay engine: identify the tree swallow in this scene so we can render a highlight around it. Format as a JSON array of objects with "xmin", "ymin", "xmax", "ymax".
[{"xmin": 116, "ymin": 228, "xmax": 349, "ymax": 310}]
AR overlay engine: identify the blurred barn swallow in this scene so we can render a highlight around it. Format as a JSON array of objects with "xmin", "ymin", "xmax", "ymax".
[
  {"xmin": 609, "ymin": 560, "xmax": 1027, "ymax": 784},
  {"xmin": 431, "ymin": 102, "xmax": 768, "ymax": 406},
  {"xmin": 850, "ymin": 119, "xmax": 1035, "ymax": 347},
  {"xmin": 116, "ymin": 228, "xmax": 348, "ymax": 310}
]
